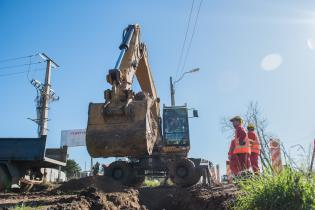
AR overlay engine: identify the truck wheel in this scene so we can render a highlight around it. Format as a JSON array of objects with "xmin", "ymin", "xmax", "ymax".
[
  {"xmin": 0, "ymin": 165, "xmax": 11, "ymax": 191},
  {"xmin": 106, "ymin": 161, "xmax": 132, "ymax": 186},
  {"xmin": 169, "ymin": 159, "xmax": 200, "ymax": 187}
]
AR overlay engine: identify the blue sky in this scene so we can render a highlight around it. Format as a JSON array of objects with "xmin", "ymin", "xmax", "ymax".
[{"xmin": 1, "ymin": 1, "xmax": 315, "ymax": 172}]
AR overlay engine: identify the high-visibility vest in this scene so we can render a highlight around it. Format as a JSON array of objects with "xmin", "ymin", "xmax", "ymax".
[
  {"xmin": 249, "ymin": 137, "xmax": 261, "ymax": 154},
  {"xmin": 233, "ymin": 137, "xmax": 251, "ymax": 154}
]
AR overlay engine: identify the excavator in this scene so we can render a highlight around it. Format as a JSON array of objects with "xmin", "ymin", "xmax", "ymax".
[{"xmin": 86, "ymin": 24, "xmax": 210, "ymax": 187}]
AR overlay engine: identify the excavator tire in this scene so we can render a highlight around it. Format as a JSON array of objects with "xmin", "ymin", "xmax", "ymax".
[
  {"xmin": 105, "ymin": 161, "xmax": 133, "ymax": 186},
  {"xmin": 169, "ymin": 159, "xmax": 201, "ymax": 187},
  {"xmin": 190, "ymin": 166, "xmax": 202, "ymax": 185},
  {"xmin": 127, "ymin": 168, "xmax": 145, "ymax": 187},
  {"xmin": 0, "ymin": 165, "xmax": 11, "ymax": 192},
  {"xmin": 128, "ymin": 175, "xmax": 145, "ymax": 188}
]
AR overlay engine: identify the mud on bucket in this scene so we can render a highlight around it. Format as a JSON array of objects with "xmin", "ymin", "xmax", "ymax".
[{"xmin": 86, "ymin": 101, "xmax": 158, "ymax": 158}]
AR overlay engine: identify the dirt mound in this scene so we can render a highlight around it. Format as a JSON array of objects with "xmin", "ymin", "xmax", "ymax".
[
  {"xmin": 55, "ymin": 176, "xmax": 127, "ymax": 193},
  {"xmin": 50, "ymin": 187, "xmax": 147, "ymax": 210},
  {"xmin": 0, "ymin": 177, "xmax": 237, "ymax": 210},
  {"xmin": 139, "ymin": 184, "xmax": 237, "ymax": 210}
]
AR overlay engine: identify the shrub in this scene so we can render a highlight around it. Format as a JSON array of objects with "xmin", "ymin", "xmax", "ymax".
[
  {"xmin": 143, "ymin": 179, "xmax": 160, "ymax": 187},
  {"xmin": 233, "ymin": 168, "xmax": 315, "ymax": 210}
]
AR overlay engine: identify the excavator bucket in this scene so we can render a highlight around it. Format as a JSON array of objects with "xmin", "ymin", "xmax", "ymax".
[{"xmin": 86, "ymin": 97, "xmax": 158, "ymax": 158}]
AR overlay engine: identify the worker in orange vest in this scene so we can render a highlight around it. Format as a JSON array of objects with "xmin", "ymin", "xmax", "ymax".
[
  {"xmin": 228, "ymin": 138, "xmax": 239, "ymax": 176},
  {"xmin": 230, "ymin": 116, "xmax": 251, "ymax": 174},
  {"xmin": 247, "ymin": 123, "xmax": 261, "ymax": 174}
]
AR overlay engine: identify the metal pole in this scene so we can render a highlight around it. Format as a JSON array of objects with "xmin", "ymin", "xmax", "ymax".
[
  {"xmin": 90, "ymin": 157, "xmax": 93, "ymax": 174},
  {"xmin": 57, "ymin": 166, "xmax": 61, "ymax": 182},
  {"xmin": 170, "ymin": 77, "xmax": 175, "ymax": 106},
  {"xmin": 39, "ymin": 59, "xmax": 52, "ymax": 137}
]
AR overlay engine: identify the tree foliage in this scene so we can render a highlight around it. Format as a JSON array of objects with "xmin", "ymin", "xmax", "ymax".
[{"xmin": 61, "ymin": 159, "xmax": 81, "ymax": 178}]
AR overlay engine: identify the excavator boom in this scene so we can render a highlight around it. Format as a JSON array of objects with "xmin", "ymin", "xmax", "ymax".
[{"xmin": 86, "ymin": 24, "xmax": 160, "ymax": 158}]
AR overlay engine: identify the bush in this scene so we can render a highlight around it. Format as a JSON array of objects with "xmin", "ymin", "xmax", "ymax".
[
  {"xmin": 233, "ymin": 168, "xmax": 315, "ymax": 210},
  {"xmin": 143, "ymin": 179, "xmax": 160, "ymax": 187},
  {"xmin": 61, "ymin": 159, "xmax": 81, "ymax": 179}
]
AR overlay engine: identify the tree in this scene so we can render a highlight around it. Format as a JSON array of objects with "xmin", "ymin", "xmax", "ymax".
[
  {"xmin": 244, "ymin": 101, "xmax": 272, "ymax": 169},
  {"xmin": 62, "ymin": 159, "xmax": 81, "ymax": 179},
  {"xmin": 221, "ymin": 101, "xmax": 273, "ymax": 170}
]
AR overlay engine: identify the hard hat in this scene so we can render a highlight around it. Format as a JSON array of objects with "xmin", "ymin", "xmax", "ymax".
[
  {"xmin": 247, "ymin": 123, "xmax": 255, "ymax": 129},
  {"xmin": 230, "ymin": 116, "xmax": 243, "ymax": 122}
]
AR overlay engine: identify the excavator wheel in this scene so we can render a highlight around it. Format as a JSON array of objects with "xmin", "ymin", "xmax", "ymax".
[
  {"xmin": 127, "ymin": 168, "xmax": 145, "ymax": 188},
  {"xmin": 128, "ymin": 175, "xmax": 145, "ymax": 188},
  {"xmin": 105, "ymin": 161, "xmax": 133, "ymax": 186},
  {"xmin": 0, "ymin": 165, "xmax": 11, "ymax": 192},
  {"xmin": 169, "ymin": 159, "xmax": 201, "ymax": 187}
]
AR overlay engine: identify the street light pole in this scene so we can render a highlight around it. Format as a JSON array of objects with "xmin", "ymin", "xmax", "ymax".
[
  {"xmin": 170, "ymin": 68, "xmax": 199, "ymax": 107},
  {"xmin": 170, "ymin": 76, "xmax": 175, "ymax": 106}
]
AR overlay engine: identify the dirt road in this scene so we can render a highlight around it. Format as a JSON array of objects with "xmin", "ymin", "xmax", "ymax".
[{"xmin": 0, "ymin": 176, "xmax": 237, "ymax": 210}]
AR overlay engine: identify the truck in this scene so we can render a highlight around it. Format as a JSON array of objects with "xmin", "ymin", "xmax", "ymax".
[
  {"xmin": 86, "ymin": 24, "xmax": 211, "ymax": 187},
  {"xmin": 0, "ymin": 136, "xmax": 67, "ymax": 190},
  {"xmin": 0, "ymin": 54, "xmax": 67, "ymax": 191}
]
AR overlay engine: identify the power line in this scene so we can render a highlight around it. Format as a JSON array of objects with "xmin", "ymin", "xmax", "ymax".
[
  {"xmin": 175, "ymin": 0, "xmax": 195, "ymax": 79},
  {"xmin": 0, "ymin": 61, "xmax": 44, "ymax": 71},
  {"xmin": 180, "ymin": 0, "xmax": 203, "ymax": 77},
  {"xmin": 0, "ymin": 54, "xmax": 37, "ymax": 63},
  {"xmin": 27, "ymin": 55, "xmax": 33, "ymax": 81},
  {"xmin": 0, "ymin": 68, "xmax": 45, "ymax": 78}
]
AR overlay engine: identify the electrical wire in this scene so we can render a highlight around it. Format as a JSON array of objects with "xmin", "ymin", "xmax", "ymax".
[
  {"xmin": 0, "ymin": 61, "xmax": 44, "ymax": 71},
  {"xmin": 27, "ymin": 56, "xmax": 32, "ymax": 81},
  {"xmin": 0, "ymin": 68, "xmax": 45, "ymax": 78},
  {"xmin": 180, "ymin": 0, "xmax": 203, "ymax": 77},
  {"xmin": 175, "ymin": 0, "xmax": 195, "ymax": 79},
  {"xmin": 0, "ymin": 54, "xmax": 37, "ymax": 63}
]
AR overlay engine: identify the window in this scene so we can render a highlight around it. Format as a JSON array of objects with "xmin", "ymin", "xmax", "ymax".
[{"xmin": 163, "ymin": 107, "xmax": 189, "ymax": 146}]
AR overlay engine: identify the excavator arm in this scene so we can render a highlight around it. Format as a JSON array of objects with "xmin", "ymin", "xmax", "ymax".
[
  {"xmin": 86, "ymin": 24, "xmax": 160, "ymax": 158},
  {"xmin": 105, "ymin": 24, "xmax": 159, "ymax": 119}
]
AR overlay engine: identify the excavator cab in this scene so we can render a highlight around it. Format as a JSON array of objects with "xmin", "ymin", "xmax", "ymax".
[
  {"xmin": 163, "ymin": 105, "xmax": 190, "ymax": 147},
  {"xmin": 160, "ymin": 105, "xmax": 191, "ymax": 155}
]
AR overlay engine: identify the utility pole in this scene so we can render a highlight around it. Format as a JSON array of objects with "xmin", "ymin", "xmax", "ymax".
[
  {"xmin": 170, "ymin": 77, "xmax": 175, "ymax": 106},
  {"xmin": 30, "ymin": 53, "xmax": 59, "ymax": 137},
  {"xmin": 39, "ymin": 59, "xmax": 52, "ymax": 136}
]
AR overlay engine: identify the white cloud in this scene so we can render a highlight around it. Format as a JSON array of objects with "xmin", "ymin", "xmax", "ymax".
[
  {"xmin": 307, "ymin": 38, "xmax": 315, "ymax": 50},
  {"xmin": 261, "ymin": 53, "xmax": 283, "ymax": 71}
]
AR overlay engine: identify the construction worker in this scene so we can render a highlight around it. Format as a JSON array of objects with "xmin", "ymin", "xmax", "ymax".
[
  {"xmin": 228, "ymin": 138, "xmax": 239, "ymax": 176},
  {"xmin": 230, "ymin": 116, "xmax": 251, "ymax": 175},
  {"xmin": 93, "ymin": 162, "xmax": 100, "ymax": 176},
  {"xmin": 247, "ymin": 123, "xmax": 261, "ymax": 174}
]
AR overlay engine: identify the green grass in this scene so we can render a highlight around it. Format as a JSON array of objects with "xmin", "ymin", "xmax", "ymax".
[
  {"xmin": 233, "ymin": 168, "xmax": 315, "ymax": 210},
  {"xmin": 11, "ymin": 206, "xmax": 43, "ymax": 210},
  {"xmin": 143, "ymin": 179, "xmax": 161, "ymax": 187}
]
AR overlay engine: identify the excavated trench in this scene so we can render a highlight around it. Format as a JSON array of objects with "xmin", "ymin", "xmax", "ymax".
[{"xmin": 0, "ymin": 176, "xmax": 237, "ymax": 210}]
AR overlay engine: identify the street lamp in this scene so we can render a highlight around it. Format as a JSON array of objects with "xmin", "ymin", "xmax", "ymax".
[{"xmin": 170, "ymin": 68, "xmax": 200, "ymax": 106}]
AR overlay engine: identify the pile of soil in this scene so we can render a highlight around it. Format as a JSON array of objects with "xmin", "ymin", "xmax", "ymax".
[
  {"xmin": 55, "ymin": 176, "xmax": 126, "ymax": 193},
  {"xmin": 0, "ymin": 176, "xmax": 238, "ymax": 210},
  {"xmin": 50, "ymin": 187, "xmax": 147, "ymax": 210},
  {"xmin": 139, "ymin": 184, "xmax": 237, "ymax": 210},
  {"xmin": 51, "ymin": 176, "xmax": 146, "ymax": 209}
]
